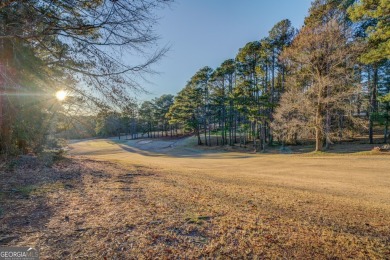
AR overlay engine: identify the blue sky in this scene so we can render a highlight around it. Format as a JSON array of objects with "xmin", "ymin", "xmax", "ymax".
[{"xmin": 137, "ymin": 0, "xmax": 313, "ymax": 101}]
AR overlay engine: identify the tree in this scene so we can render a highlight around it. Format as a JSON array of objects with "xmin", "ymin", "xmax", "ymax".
[
  {"xmin": 95, "ymin": 111, "xmax": 122, "ymax": 137},
  {"xmin": 121, "ymin": 102, "xmax": 139, "ymax": 139},
  {"xmin": 304, "ymin": 0, "xmax": 355, "ymax": 27},
  {"xmin": 209, "ymin": 60, "xmax": 236, "ymax": 145},
  {"xmin": 348, "ymin": 0, "xmax": 390, "ymax": 64},
  {"xmin": 0, "ymin": 0, "xmax": 170, "ymax": 153},
  {"xmin": 209, "ymin": 67, "xmax": 225, "ymax": 144},
  {"xmin": 275, "ymin": 19, "xmax": 361, "ymax": 151},
  {"xmin": 266, "ymin": 20, "xmax": 296, "ymax": 144},
  {"xmin": 376, "ymin": 61, "xmax": 390, "ymax": 142},
  {"xmin": 220, "ymin": 59, "xmax": 236, "ymax": 145},
  {"xmin": 235, "ymin": 41, "xmax": 263, "ymax": 150},
  {"xmin": 152, "ymin": 94, "xmax": 174, "ymax": 136},
  {"xmin": 272, "ymin": 88, "xmax": 307, "ymax": 145},
  {"xmin": 348, "ymin": 0, "xmax": 389, "ymax": 143},
  {"xmin": 0, "ymin": 1, "xmax": 170, "ymax": 104},
  {"xmin": 167, "ymin": 83, "xmax": 204, "ymax": 145},
  {"xmin": 0, "ymin": 29, "xmax": 57, "ymax": 153},
  {"xmin": 191, "ymin": 67, "xmax": 213, "ymax": 145},
  {"xmin": 139, "ymin": 101, "xmax": 156, "ymax": 138},
  {"xmin": 268, "ymin": 19, "xmax": 295, "ymax": 96}
]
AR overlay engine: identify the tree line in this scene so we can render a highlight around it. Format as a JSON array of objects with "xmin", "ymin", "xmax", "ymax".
[
  {"xmin": 98, "ymin": 0, "xmax": 389, "ymax": 152},
  {"xmin": 1, "ymin": 0, "xmax": 388, "ymax": 154}
]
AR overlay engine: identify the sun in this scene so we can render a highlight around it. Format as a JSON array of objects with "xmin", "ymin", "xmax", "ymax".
[{"xmin": 55, "ymin": 90, "xmax": 67, "ymax": 101}]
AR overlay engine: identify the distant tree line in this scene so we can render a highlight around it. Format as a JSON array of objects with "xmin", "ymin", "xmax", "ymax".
[{"xmin": 107, "ymin": 0, "xmax": 389, "ymax": 152}]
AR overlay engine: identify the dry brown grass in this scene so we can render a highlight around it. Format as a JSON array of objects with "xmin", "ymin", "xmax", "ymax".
[{"xmin": 1, "ymin": 139, "xmax": 390, "ymax": 259}]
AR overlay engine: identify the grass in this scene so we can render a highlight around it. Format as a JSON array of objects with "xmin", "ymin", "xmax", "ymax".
[
  {"xmin": 1, "ymin": 138, "xmax": 389, "ymax": 258},
  {"xmin": 16, "ymin": 185, "xmax": 36, "ymax": 198}
]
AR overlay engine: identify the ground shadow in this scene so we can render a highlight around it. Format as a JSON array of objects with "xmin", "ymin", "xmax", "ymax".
[
  {"xmin": 114, "ymin": 136, "xmax": 389, "ymax": 158},
  {"xmin": 117, "ymin": 142, "xmax": 255, "ymax": 159},
  {"xmin": 0, "ymin": 157, "xmax": 82, "ymax": 246}
]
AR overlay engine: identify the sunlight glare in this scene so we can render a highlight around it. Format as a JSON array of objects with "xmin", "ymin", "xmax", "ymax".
[{"xmin": 56, "ymin": 90, "xmax": 67, "ymax": 101}]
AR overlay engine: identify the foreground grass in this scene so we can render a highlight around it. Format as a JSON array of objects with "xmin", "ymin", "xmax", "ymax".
[{"xmin": 1, "ymin": 140, "xmax": 390, "ymax": 258}]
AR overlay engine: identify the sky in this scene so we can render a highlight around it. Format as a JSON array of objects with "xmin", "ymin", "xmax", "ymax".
[{"xmin": 137, "ymin": 0, "xmax": 313, "ymax": 101}]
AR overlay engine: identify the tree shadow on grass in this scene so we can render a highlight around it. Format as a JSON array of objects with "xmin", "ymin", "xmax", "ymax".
[
  {"xmin": 281, "ymin": 142, "xmax": 387, "ymax": 155},
  {"xmin": 117, "ymin": 143, "xmax": 255, "ymax": 159},
  {"xmin": 0, "ymin": 157, "xmax": 82, "ymax": 246}
]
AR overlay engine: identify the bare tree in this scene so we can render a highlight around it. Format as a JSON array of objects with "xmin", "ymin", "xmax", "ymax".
[{"xmin": 273, "ymin": 19, "xmax": 363, "ymax": 151}]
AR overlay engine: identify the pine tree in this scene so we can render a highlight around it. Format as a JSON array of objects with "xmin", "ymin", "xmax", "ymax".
[
  {"xmin": 348, "ymin": 0, "xmax": 390, "ymax": 64},
  {"xmin": 167, "ymin": 82, "xmax": 204, "ymax": 145}
]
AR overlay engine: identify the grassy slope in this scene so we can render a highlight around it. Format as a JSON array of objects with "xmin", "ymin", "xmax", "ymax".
[{"xmin": 1, "ymin": 139, "xmax": 390, "ymax": 258}]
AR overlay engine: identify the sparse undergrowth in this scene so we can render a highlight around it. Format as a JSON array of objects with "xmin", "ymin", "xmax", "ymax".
[{"xmin": 0, "ymin": 145, "xmax": 389, "ymax": 259}]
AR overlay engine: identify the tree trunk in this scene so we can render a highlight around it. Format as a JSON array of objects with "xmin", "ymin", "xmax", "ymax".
[
  {"xmin": 0, "ymin": 39, "xmax": 14, "ymax": 154},
  {"xmin": 369, "ymin": 65, "xmax": 378, "ymax": 144},
  {"xmin": 208, "ymin": 121, "xmax": 211, "ymax": 146},
  {"xmin": 0, "ymin": 89, "xmax": 5, "ymax": 152},
  {"xmin": 234, "ymin": 112, "xmax": 238, "ymax": 144},
  {"xmin": 338, "ymin": 112, "xmax": 343, "ymax": 143},
  {"xmin": 196, "ymin": 125, "xmax": 202, "ymax": 145},
  {"xmin": 271, "ymin": 48, "xmax": 275, "ymax": 103},
  {"xmin": 325, "ymin": 85, "xmax": 331, "ymax": 150},
  {"xmin": 262, "ymin": 122, "xmax": 266, "ymax": 152},
  {"xmin": 315, "ymin": 98, "xmax": 324, "ymax": 152},
  {"xmin": 282, "ymin": 66, "xmax": 285, "ymax": 93},
  {"xmin": 203, "ymin": 121, "xmax": 207, "ymax": 146},
  {"xmin": 253, "ymin": 121, "xmax": 257, "ymax": 152},
  {"xmin": 315, "ymin": 126, "xmax": 323, "ymax": 152},
  {"xmin": 384, "ymin": 102, "xmax": 389, "ymax": 143}
]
